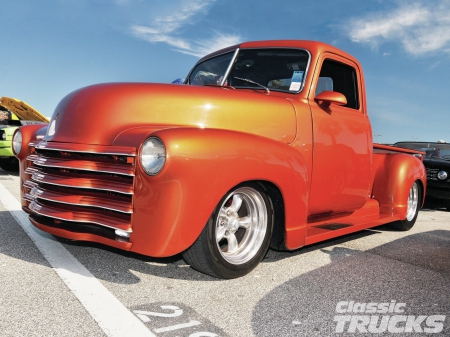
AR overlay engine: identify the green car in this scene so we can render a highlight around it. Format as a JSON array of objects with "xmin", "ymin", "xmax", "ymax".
[{"xmin": 0, "ymin": 97, "xmax": 48, "ymax": 171}]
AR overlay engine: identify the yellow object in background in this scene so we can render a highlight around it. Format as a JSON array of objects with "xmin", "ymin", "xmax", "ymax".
[{"xmin": 0, "ymin": 96, "xmax": 48, "ymax": 122}]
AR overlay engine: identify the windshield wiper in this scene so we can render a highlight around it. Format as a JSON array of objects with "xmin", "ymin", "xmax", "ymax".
[{"xmin": 233, "ymin": 77, "xmax": 270, "ymax": 93}]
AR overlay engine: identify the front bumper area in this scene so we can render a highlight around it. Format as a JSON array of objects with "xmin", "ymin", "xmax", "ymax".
[{"xmin": 426, "ymin": 186, "xmax": 450, "ymax": 200}]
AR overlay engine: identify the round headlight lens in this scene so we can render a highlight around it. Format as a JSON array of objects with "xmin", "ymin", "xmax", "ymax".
[
  {"xmin": 140, "ymin": 137, "xmax": 166, "ymax": 175},
  {"xmin": 437, "ymin": 170, "xmax": 448, "ymax": 180},
  {"xmin": 12, "ymin": 130, "xmax": 22, "ymax": 155}
]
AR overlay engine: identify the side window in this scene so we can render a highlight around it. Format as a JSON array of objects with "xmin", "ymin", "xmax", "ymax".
[{"xmin": 315, "ymin": 59, "xmax": 359, "ymax": 110}]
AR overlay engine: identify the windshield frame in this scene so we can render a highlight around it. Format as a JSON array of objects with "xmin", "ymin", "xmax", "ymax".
[{"xmin": 186, "ymin": 47, "xmax": 312, "ymax": 94}]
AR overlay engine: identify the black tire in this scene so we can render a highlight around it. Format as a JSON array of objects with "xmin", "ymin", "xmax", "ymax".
[
  {"xmin": 0, "ymin": 158, "xmax": 19, "ymax": 172},
  {"xmin": 390, "ymin": 181, "xmax": 421, "ymax": 231},
  {"xmin": 183, "ymin": 182, "xmax": 274, "ymax": 279}
]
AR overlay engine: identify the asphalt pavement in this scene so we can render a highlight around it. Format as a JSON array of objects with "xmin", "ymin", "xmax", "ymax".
[{"xmin": 0, "ymin": 167, "xmax": 449, "ymax": 337}]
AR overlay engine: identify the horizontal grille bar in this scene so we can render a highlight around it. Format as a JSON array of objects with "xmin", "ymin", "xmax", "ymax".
[
  {"xmin": 23, "ymin": 179, "xmax": 38, "ymax": 190},
  {"xmin": 35, "ymin": 140, "xmax": 137, "ymax": 156},
  {"xmin": 29, "ymin": 155, "xmax": 135, "ymax": 176},
  {"xmin": 26, "ymin": 186, "xmax": 132, "ymax": 214},
  {"xmin": 27, "ymin": 154, "xmax": 39, "ymax": 162},
  {"xmin": 28, "ymin": 200, "xmax": 131, "ymax": 232},
  {"xmin": 29, "ymin": 168, "xmax": 133, "ymax": 195}
]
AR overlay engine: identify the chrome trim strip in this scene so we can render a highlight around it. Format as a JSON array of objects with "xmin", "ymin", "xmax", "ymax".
[
  {"xmin": 28, "ymin": 187, "xmax": 133, "ymax": 214},
  {"xmin": 32, "ymin": 157, "xmax": 135, "ymax": 177},
  {"xmin": 25, "ymin": 167, "xmax": 39, "ymax": 175},
  {"xmin": 28, "ymin": 201, "xmax": 132, "ymax": 232},
  {"xmin": 26, "ymin": 154, "xmax": 39, "ymax": 161},
  {"xmin": 23, "ymin": 194, "xmax": 35, "ymax": 202},
  {"xmin": 23, "ymin": 180, "xmax": 38, "ymax": 189},
  {"xmin": 35, "ymin": 141, "xmax": 137, "ymax": 157},
  {"xmin": 30, "ymin": 172, "xmax": 134, "ymax": 195},
  {"xmin": 221, "ymin": 48, "xmax": 240, "ymax": 86}
]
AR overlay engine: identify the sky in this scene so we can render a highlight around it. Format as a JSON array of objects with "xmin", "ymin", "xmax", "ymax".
[{"xmin": 1, "ymin": 0, "xmax": 450, "ymax": 144}]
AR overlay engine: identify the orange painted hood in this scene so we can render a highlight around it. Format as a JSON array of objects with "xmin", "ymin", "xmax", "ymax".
[{"xmin": 44, "ymin": 83, "xmax": 297, "ymax": 146}]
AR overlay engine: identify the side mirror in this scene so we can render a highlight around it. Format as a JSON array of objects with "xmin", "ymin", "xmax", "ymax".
[{"xmin": 314, "ymin": 91, "xmax": 347, "ymax": 108}]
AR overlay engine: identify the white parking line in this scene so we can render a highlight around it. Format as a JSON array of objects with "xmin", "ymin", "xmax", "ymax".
[{"xmin": 0, "ymin": 183, "xmax": 155, "ymax": 337}]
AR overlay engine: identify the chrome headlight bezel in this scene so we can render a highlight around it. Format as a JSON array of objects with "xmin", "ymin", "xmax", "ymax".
[
  {"xmin": 437, "ymin": 170, "xmax": 448, "ymax": 181},
  {"xmin": 139, "ymin": 137, "xmax": 166, "ymax": 175},
  {"xmin": 12, "ymin": 129, "xmax": 22, "ymax": 155}
]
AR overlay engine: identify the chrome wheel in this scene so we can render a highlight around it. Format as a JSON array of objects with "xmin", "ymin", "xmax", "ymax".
[
  {"xmin": 183, "ymin": 183, "xmax": 274, "ymax": 278},
  {"xmin": 406, "ymin": 182, "xmax": 419, "ymax": 221},
  {"xmin": 390, "ymin": 180, "xmax": 421, "ymax": 231},
  {"xmin": 215, "ymin": 187, "xmax": 268, "ymax": 265}
]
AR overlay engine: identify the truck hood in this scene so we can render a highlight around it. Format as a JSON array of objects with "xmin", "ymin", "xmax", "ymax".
[{"xmin": 43, "ymin": 83, "xmax": 297, "ymax": 146}]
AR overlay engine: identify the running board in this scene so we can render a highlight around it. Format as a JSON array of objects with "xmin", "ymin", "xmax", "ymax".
[{"xmin": 305, "ymin": 199, "xmax": 400, "ymax": 245}]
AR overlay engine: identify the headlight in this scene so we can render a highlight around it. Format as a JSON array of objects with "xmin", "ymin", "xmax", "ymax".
[
  {"xmin": 12, "ymin": 130, "xmax": 22, "ymax": 155},
  {"xmin": 437, "ymin": 171, "xmax": 448, "ymax": 180},
  {"xmin": 140, "ymin": 137, "xmax": 166, "ymax": 175},
  {"xmin": 0, "ymin": 130, "xmax": 5, "ymax": 141}
]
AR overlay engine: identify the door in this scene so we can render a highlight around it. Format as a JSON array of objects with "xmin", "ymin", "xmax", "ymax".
[{"xmin": 308, "ymin": 54, "xmax": 372, "ymax": 216}]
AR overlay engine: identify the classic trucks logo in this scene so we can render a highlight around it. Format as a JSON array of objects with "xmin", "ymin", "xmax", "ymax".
[{"xmin": 334, "ymin": 300, "xmax": 446, "ymax": 334}]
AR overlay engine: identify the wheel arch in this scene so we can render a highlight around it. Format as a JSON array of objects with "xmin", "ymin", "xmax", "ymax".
[
  {"xmin": 255, "ymin": 180, "xmax": 288, "ymax": 250},
  {"xmin": 372, "ymin": 153, "xmax": 427, "ymax": 219}
]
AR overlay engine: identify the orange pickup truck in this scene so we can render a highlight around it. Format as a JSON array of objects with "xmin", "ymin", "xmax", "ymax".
[{"xmin": 13, "ymin": 40, "xmax": 426, "ymax": 278}]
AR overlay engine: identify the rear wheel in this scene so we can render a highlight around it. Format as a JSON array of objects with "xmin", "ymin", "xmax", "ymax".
[
  {"xmin": 183, "ymin": 183, "xmax": 273, "ymax": 279},
  {"xmin": 391, "ymin": 181, "xmax": 421, "ymax": 231}
]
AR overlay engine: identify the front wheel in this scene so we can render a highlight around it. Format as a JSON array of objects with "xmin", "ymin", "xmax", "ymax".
[
  {"xmin": 183, "ymin": 183, "xmax": 274, "ymax": 279},
  {"xmin": 390, "ymin": 181, "xmax": 421, "ymax": 231}
]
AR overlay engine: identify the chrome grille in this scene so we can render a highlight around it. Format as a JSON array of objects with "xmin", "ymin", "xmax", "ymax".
[
  {"xmin": 23, "ymin": 141, "xmax": 136, "ymax": 241},
  {"xmin": 426, "ymin": 168, "xmax": 439, "ymax": 181}
]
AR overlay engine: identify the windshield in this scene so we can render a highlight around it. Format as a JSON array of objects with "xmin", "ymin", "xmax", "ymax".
[
  {"xmin": 188, "ymin": 52, "xmax": 234, "ymax": 86},
  {"xmin": 187, "ymin": 48, "xmax": 310, "ymax": 93},
  {"xmin": 395, "ymin": 142, "xmax": 450, "ymax": 161}
]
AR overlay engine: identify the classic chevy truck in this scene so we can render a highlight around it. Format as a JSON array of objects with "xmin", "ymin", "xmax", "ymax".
[{"xmin": 13, "ymin": 40, "xmax": 426, "ymax": 278}]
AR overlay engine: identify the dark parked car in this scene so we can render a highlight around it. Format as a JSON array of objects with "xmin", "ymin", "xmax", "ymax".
[{"xmin": 395, "ymin": 141, "xmax": 450, "ymax": 210}]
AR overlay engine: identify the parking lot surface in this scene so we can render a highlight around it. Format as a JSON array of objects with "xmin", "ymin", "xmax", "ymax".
[{"xmin": 1, "ymin": 168, "xmax": 449, "ymax": 336}]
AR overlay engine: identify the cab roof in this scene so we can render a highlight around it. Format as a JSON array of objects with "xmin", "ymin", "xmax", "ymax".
[{"xmin": 197, "ymin": 40, "xmax": 356, "ymax": 65}]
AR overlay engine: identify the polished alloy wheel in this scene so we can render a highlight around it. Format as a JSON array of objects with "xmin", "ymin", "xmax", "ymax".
[
  {"xmin": 406, "ymin": 182, "xmax": 419, "ymax": 222},
  {"xmin": 215, "ymin": 187, "xmax": 267, "ymax": 265},
  {"xmin": 183, "ymin": 183, "xmax": 273, "ymax": 278}
]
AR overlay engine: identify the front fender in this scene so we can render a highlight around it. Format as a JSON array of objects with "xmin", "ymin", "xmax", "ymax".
[
  {"xmin": 372, "ymin": 153, "xmax": 426, "ymax": 219},
  {"xmin": 126, "ymin": 127, "xmax": 309, "ymax": 257}
]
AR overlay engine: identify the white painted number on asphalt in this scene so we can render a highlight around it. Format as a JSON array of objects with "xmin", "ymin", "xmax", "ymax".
[
  {"xmin": 134, "ymin": 305, "xmax": 183, "ymax": 318},
  {"xmin": 134, "ymin": 305, "xmax": 218, "ymax": 336}
]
